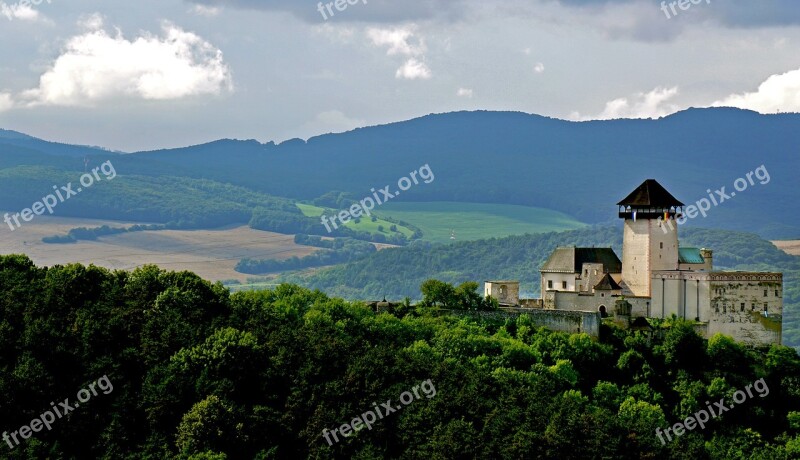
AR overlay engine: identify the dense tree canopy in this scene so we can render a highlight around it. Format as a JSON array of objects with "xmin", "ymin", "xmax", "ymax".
[{"xmin": 0, "ymin": 256, "xmax": 798, "ymax": 459}]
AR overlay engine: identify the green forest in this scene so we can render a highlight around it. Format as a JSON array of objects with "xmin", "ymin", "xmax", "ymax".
[{"xmin": 0, "ymin": 254, "xmax": 799, "ymax": 459}]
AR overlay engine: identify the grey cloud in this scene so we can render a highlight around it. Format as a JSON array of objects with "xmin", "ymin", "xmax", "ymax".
[
  {"xmin": 556, "ymin": 0, "xmax": 800, "ymax": 28},
  {"xmin": 187, "ymin": 0, "xmax": 469, "ymax": 23},
  {"xmin": 187, "ymin": 0, "xmax": 800, "ymax": 30}
]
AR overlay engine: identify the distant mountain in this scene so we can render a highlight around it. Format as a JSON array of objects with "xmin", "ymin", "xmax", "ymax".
[
  {"xmin": 133, "ymin": 108, "xmax": 800, "ymax": 238},
  {"xmin": 2, "ymin": 108, "xmax": 799, "ymax": 238},
  {"xmin": 0, "ymin": 129, "xmax": 121, "ymax": 158}
]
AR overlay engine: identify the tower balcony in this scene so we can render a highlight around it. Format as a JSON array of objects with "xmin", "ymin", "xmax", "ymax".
[{"xmin": 618, "ymin": 206, "xmax": 684, "ymax": 220}]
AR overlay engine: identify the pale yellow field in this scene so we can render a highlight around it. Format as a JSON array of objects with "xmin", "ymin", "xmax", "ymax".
[
  {"xmin": 772, "ymin": 240, "xmax": 800, "ymax": 256},
  {"xmin": 0, "ymin": 214, "xmax": 319, "ymax": 282}
]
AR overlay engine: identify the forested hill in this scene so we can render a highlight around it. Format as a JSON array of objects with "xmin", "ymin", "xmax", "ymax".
[
  {"xmin": 0, "ymin": 254, "xmax": 799, "ymax": 458},
  {"xmin": 134, "ymin": 108, "xmax": 800, "ymax": 238},
  {"xmin": 281, "ymin": 226, "xmax": 800, "ymax": 348},
  {"xmin": 2, "ymin": 108, "xmax": 800, "ymax": 238}
]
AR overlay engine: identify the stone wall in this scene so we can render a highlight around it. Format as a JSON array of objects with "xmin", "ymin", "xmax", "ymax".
[
  {"xmin": 708, "ymin": 273, "xmax": 783, "ymax": 346},
  {"xmin": 445, "ymin": 307, "xmax": 601, "ymax": 338},
  {"xmin": 484, "ymin": 281, "xmax": 520, "ymax": 305}
]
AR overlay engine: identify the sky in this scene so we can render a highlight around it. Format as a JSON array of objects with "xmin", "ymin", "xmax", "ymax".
[{"xmin": 0, "ymin": 0, "xmax": 799, "ymax": 151}]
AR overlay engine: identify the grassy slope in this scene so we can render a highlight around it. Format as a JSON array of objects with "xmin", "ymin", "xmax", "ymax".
[
  {"xmin": 376, "ymin": 201, "xmax": 586, "ymax": 243},
  {"xmin": 298, "ymin": 201, "xmax": 586, "ymax": 243},
  {"xmin": 296, "ymin": 203, "xmax": 416, "ymax": 238}
]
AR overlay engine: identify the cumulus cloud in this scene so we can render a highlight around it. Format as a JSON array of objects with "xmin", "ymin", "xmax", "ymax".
[
  {"xmin": 18, "ymin": 21, "xmax": 233, "ymax": 107},
  {"xmin": 0, "ymin": 92, "xmax": 13, "ymax": 112},
  {"xmin": 0, "ymin": 0, "xmax": 47, "ymax": 22},
  {"xmin": 395, "ymin": 58, "xmax": 431, "ymax": 80},
  {"xmin": 367, "ymin": 26, "xmax": 431, "ymax": 80},
  {"xmin": 367, "ymin": 26, "xmax": 426, "ymax": 56},
  {"xmin": 571, "ymin": 86, "xmax": 682, "ymax": 120},
  {"xmin": 534, "ymin": 62, "xmax": 545, "ymax": 74},
  {"xmin": 457, "ymin": 87, "xmax": 473, "ymax": 98},
  {"xmin": 711, "ymin": 67, "xmax": 800, "ymax": 113}
]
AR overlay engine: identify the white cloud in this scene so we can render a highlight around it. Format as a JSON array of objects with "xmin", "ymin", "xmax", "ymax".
[
  {"xmin": 312, "ymin": 110, "xmax": 365, "ymax": 133},
  {"xmin": 457, "ymin": 87, "xmax": 473, "ymax": 98},
  {"xmin": 367, "ymin": 25, "xmax": 432, "ymax": 80},
  {"xmin": 19, "ymin": 22, "xmax": 233, "ymax": 107},
  {"xmin": 711, "ymin": 67, "xmax": 800, "ymax": 113},
  {"xmin": 571, "ymin": 86, "xmax": 681, "ymax": 120},
  {"xmin": 534, "ymin": 62, "xmax": 545, "ymax": 74},
  {"xmin": 396, "ymin": 58, "xmax": 431, "ymax": 80},
  {"xmin": 367, "ymin": 26, "xmax": 426, "ymax": 56},
  {"xmin": 0, "ymin": 92, "xmax": 13, "ymax": 112},
  {"xmin": 0, "ymin": 0, "xmax": 43, "ymax": 22},
  {"xmin": 77, "ymin": 12, "xmax": 104, "ymax": 30},
  {"xmin": 190, "ymin": 4, "xmax": 222, "ymax": 17}
]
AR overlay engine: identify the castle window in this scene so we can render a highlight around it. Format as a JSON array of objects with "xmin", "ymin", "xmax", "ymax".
[
  {"xmin": 660, "ymin": 242, "xmax": 663, "ymax": 249},
  {"xmin": 751, "ymin": 303, "xmax": 756, "ymax": 311},
  {"xmin": 776, "ymin": 290, "xmax": 780, "ymax": 297},
  {"xmin": 585, "ymin": 269, "xmax": 588, "ymax": 276},
  {"xmin": 740, "ymin": 303, "xmax": 745, "ymax": 312},
  {"xmin": 764, "ymin": 289, "xmax": 768, "ymax": 297},
  {"xmin": 562, "ymin": 281, "xmax": 568, "ymax": 290},
  {"xmin": 723, "ymin": 305, "xmax": 727, "ymax": 313},
  {"xmin": 547, "ymin": 280, "xmax": 553, "ymax": 289},
  {"xmin": 764, "ymin": 303, "xmax": 768, "ymax": 312}
]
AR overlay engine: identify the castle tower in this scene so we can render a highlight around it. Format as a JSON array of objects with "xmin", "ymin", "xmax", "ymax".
[{"xmin": 618, "ymin": 180, "xmax": 684, "ymax": 297}]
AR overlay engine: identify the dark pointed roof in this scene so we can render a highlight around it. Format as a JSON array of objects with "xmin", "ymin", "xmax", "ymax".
[
  {"xmin": 594, "ymin": 273, "xmax": 622, "ymax": 290},
  {"xmin": 617, "ymin": 179, "xmax": 684, "ymax": 207}
]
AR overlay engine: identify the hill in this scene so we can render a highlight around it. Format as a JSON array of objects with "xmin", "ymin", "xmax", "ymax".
[{"xmin": 1, "ymin": 108, "xmax": 799, "ymax": 238}]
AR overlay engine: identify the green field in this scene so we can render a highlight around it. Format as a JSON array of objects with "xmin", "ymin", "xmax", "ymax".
[
  {"xmin": 375, "ymin": 201, "xmax": 586, "ymax": 243},
  {"xmin": 296, "ymin": 203, "xmax": 416, "ymax": 238}
]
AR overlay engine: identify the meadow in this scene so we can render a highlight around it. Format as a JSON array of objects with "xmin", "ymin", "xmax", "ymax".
[{"xmin": 375, "ymin": 201, "xmax": 586, "ymax": 243}]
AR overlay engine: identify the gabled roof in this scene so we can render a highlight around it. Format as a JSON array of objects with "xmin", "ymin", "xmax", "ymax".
[
  {"xmin": 594, "ymin": 273, "xmax": 622, "ymax": 290},
  {"xmin": 617, "ymin": 179, "xmax": 684, "ymax": 207},
  {"xmin": 679, "ymin": 247, "xmax": 705, "ymax": 265},
  {"xmin": 541, "ymin": 247, "xmax": 622, "ymax": 274}
]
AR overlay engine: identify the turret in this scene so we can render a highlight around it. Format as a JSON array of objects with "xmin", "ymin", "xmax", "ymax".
[{"xmin": 618, "ymin": 179, "xmax": 684, "ymax": 297}]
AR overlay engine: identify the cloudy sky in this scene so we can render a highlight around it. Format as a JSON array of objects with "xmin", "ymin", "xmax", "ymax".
[{"xmin": 1, "ymin": 0, "xmax": 799, "ymax": 151}]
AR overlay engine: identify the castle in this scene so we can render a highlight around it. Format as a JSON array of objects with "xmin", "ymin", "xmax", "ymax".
[{"xmin": 485, "ymin": 179, "xmax": 783, "ymax": 346}]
